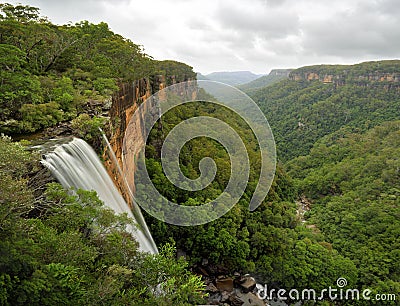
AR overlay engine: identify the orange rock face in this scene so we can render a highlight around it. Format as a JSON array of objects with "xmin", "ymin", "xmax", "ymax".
[{"xmin": 104, "ymin": 76, "xmax": 196, "ymax": 208}]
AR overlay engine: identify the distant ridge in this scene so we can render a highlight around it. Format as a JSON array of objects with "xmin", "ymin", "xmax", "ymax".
[
  {"xmin": 238, "ymin": 68, "xmax": 293, "ymax": 92},
  {"xmin": 288, "ymin": 60, "xmax": 400, "ymax": 85},
  {"xmin": 196, "ymin": 72, "xmax": 209, "ymax": 81},
  {"xmin": 197, "ymin": 71, "xmax": 263, "ymax": 86},
  {"xmin": 249, "ymin": 59, "xmax": 400, "ymax": 161}
]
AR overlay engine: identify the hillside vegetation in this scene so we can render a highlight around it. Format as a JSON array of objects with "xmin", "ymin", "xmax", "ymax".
[
  {"xmin": 249, "ymin": 62, "xmax": 400, "ymax": 303},
  {"xmin": 0, "ymin": 3, "xmax": 194, "ymax": 135},
  {"xmin": 288, "ymin": 121, "xmax": 400, "ymax": 298},
  {"xmin": 0, "ymin": 136, "xmax": 205, "ymax": 305},
  {"xmin": 1, "ymin": 3, "xmax": 399, "ymax": 306},
  {"xmin": 143, "ymin": 100, "xmax": 359, "ymax": 294},
  {"xmin": 249, "ymin": 61, "xmax": 400, "ymax": 161}
]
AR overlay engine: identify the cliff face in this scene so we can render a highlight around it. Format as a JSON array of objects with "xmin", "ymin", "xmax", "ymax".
[
  {"xmin": 108, "ymin": 76, "xmax": 165, "ymax": 165},
  {"xmin": 290, "ymin": 71, "xmax": 400, "ymax": 84},
  {"xmin": 104, "ymin": 74, "xmax": 196, "ymax": 205},
  {"xmin": 103, "ymin": 76, "xmax": 164, "ymax": 204},
  {"xmin": 288, "ymin": 60, "xmax": 400, "ymax": 89}
]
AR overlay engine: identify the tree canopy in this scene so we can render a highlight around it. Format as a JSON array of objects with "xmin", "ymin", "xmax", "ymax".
[
  {"xmin": 0, "ymin": 135, "xmax": 205, "ymax": 305},
  {"xmin": 0, "ymin": 3, "xmax": 195, "ymax": 135}
]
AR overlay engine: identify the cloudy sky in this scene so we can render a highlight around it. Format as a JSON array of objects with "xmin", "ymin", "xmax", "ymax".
[{"xmin": 8, "ymin": 0, "xmax": 400, "ymax": 74}]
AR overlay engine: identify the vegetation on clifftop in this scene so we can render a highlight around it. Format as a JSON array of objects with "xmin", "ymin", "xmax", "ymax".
[
  {"xmin": 0, "ymin": 3, "xmax": 195, "ymax": 135},
  {"xmin": 1, "ymin": 3, "xmax": 399, "ymax": 306}
]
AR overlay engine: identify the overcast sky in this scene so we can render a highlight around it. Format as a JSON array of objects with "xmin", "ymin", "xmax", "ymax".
[{"xmin": 7, "ymin": 0, "xmax": 400, "ymax": 74}]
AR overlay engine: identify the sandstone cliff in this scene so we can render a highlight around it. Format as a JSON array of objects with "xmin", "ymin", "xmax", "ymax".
[
  {"xmin": 289, "ymin": 60, "xmax": 400, "ymax": 89},
  {"xmin": 104, "ymin": 73, "xmax": 196, "ymax": 206},
  {"xmin": 102, "ymin": 76, "xmax": 163, "ymax": 205}
]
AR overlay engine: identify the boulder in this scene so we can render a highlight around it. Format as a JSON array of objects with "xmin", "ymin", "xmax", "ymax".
[
  {"xmin": 238, "ymin": 276, "xmax": 257, "ymax": 293},
  {"xmin": 229, "ymin": 293, "xmax": 245, "ymax": 306},
  {"xmin": 236, "ymin": 292, "xmax": 266, "ymax": 306},
  {"xmin": 206, "ymin": 282, "xmax": 219, "ymax": 293},
  {"xmin": 216, "ymin": 277, "xmax": 234, "ymax": 292},
  {"xmin": 220, "ymin": 290, "xmax": 231, "ymax": 303}
]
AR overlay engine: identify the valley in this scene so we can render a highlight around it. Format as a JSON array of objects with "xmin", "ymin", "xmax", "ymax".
[{"xmin": 0, "ymin": 3, "xmax": 399, "ymax": 306}]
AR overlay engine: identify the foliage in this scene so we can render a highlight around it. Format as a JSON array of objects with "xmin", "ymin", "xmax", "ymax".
[
  {"xmin": 293, "ymin": 60, "xmax": 400, "ymax": 77},
  {"xmin": 0, "ymin": 4, "xmax": 195, "ymax": 135},
  {"xmin": 0, "ymin": 135, "xmax": 37, "ymax": 231},
  {"xmin": 19, "ymin": 102, "xmax": 65, "ymax": 132},
  {"xmin": 250, "ymin": 61, "xmax": 400, "ymax": 161},
  {"xmin": 0, "ymin": 137, "xmax": 206, "ymax": 305},
  {"xmin": 288, "ymin": 121, "xmax": 400, "ymax": 300},
  {"xmin": 153, "ymin": 60, "xmax": 196, "ymax": 85},
  {"xmin": 141, "ymin": 101, "xmax": 357, "ymax": 294},
  {"xmin": 71, "ymin": 114, "xmax": 106, "ymax": 143}
]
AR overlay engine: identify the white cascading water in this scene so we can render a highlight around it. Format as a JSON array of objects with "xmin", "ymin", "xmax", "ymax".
[{"xmin": 41, "ymin": 137, "xmax": 158, "ymax": 254}]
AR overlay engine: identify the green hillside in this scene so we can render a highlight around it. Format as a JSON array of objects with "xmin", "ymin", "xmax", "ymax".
[
  {"xmin": 0, "ymin": 3, "xmax": 195, "ymax": 135},
  {"xmin": 248, "ymin": 60, "xmax": 400, "ymax": 303},
  {"xmin": 250, "ymin": 60, "xmax": 400, "ymax": 161},
  {"xmin": 143, "ymin": 100, "xmax": 358, "ymax": 294},
  {"xmin": 287, "ymin": 120, "xmax": 400, "ymax": 297}
]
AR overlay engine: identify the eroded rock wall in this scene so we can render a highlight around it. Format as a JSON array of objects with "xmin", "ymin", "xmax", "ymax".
[
  {"xmin": 104, "ymin": 75, "xmax": 196, "ymax": 206},
  {"xmin": 103, "ymin": 76, "xmax": 164, "ymax": 205}
]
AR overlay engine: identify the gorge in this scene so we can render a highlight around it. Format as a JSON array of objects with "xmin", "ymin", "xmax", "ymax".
[{"xmin": 1, "ymin": 3, "xmax": 399, "ymax": 305}]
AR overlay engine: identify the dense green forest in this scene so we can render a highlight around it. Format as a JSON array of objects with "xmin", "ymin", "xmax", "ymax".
[
  {"xmin": 246, "ymin": 63, "xmax": 400, "ymax": 303},
  {"xmin": 0, "ymin": 3, "xmax": 195, "ymax": 135},
  {"xmin": 1, "ymin": 3, "xmax": 399, "ymax": 306},
  {"xmin": 287, "ymin": 121, "xmax": 400, "ymax": 297},
  {"xmin": 250, "ymin": 61, "xmax": 400, "ymax": 161},
  {"xmin": 143, "ymin": 101, "xmax": 359, "ymax": 293},
  {"xmin": 0, "ymin": 136, "xmax": 205, "ymax": 305}
]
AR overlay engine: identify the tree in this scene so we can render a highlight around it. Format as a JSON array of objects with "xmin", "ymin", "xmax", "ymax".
[{"xmin": 0, "ymin": 44, "xmax": 42, "ymax": 130}]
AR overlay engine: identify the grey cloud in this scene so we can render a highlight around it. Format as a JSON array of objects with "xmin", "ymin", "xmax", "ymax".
[
  {"xmin": 301, "ymin": 1, "xmax": 400, "ymax": 58},
  {"xmin": 8, "ymin": 0, "xmax": 400, "ymax": 74},
  {"xmin": 23, "ymin": 0, "xmax": 131, "ymax": 24},
  {"xmin": 215, "ymin": 2, "xmax": 300, "ymax": 39},
  {"xmin": 266, "ymin": 0, "xmax": 287, "ymax": 7},
  {"xmin": 186, "ymin": 18, "xmax": 211, "ymax": 31},
  {"xmin": 370, "ymin": 0, "xmax": 400, "ymax": 16},
  {"xmin": 21, "ymin": 0, "xmax": 106, "ymax": 23}
]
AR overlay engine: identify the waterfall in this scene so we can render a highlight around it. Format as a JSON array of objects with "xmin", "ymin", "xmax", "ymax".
[{"xmin": 41, "ymin": 137, "xmax": 158, "ymax": 254}]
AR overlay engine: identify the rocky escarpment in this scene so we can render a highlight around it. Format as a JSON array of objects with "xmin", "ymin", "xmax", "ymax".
[
  {"xmin": 107, "ymin": 77, "xmax": 164, "ymax": 164},
  {"xmin": 103, "ymin": 76, "xmax": 164, "ymax": 204},
  {"xmin": 268, "ymin": 69, "xmax": 293, "ymax": 77},
  {"xmin": 289, "ymin": 60, "xmax": 400, "ymax": 89},
  {"xmin": 104, "ymin": 74, "xmax": 197, "ymax": 206}
]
